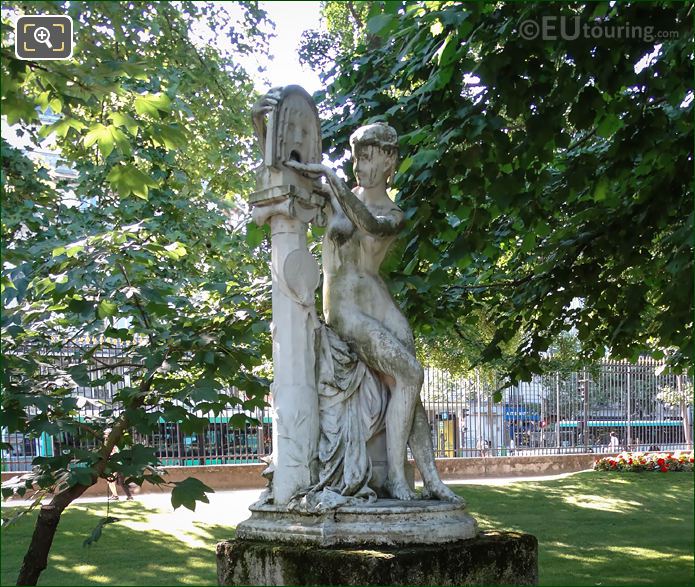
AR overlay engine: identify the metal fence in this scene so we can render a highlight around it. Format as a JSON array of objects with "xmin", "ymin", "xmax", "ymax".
[
  {"xmin": 2, "ymin": 353, "xmax": 693, "ymax": 472},
  {"xmin": 421, "ymin": 360, "xmax": 693, "ymax": 458}
]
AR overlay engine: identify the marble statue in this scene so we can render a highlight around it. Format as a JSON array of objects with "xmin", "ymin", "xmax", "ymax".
[
  {"xmin": 218, "ymin": 86, "xmax": 537, "ymax": 586},
  {"xmin": 249, "ymin": 86, "xmax": 460, "ymax": 508},
  {"xmin": 286, "ymin": 127, "xmax": 461, "ymax": 506}
]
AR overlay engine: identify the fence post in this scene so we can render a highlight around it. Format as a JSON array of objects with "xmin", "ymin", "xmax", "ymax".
[
  {"xmin": 627, "ymin": 365, "xmax": 632, "ymax": 452},
  {"xmin": 555, "ymin": 373, "xmax": 561, "ymax": 453}
]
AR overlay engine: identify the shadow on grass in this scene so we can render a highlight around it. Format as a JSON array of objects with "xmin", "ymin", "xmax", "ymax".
[
  {"xmin": 1, "ymin": 500, "xmax": 236, "ymax": 586},
  {"xmin": 1, "ymin": 472, "xmax": 691, "ymax": 586},
  {"xmin": 457, "ymin": 471, "xmax": 694, "ymax": 586}
]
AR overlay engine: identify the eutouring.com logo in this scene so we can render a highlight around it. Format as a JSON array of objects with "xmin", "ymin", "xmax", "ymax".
[{"xmin": 518, "ymin": 16, "xmax": 679, "ymax": 43}]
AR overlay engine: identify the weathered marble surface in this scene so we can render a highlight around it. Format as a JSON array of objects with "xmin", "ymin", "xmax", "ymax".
[
  {"xmin": 218, "ymin": 532, "xmax": 539, "ymax": 586},
  {"xmin": 250, "ymin": 86, "xmax": 325, "ymax": 504},
  {"xmin": 236, "ymin": 499, "xmax": 477, "ymax": 546}
]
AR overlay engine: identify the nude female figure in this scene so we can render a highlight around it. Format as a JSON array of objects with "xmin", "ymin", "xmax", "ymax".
[{"xmin": 286, "ymin": 123, "xmax": 460, "ymax": 502}]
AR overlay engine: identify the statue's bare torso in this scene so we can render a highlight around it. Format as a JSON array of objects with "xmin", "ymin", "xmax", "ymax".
[{"xmin": 323, "ymin": 193, "xmax": 414, "ymax": 353}]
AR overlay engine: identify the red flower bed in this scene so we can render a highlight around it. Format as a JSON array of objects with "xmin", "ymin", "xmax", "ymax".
[{"xmin": 594, "ymin": 451, "xmax": 694, "ymax": 473}]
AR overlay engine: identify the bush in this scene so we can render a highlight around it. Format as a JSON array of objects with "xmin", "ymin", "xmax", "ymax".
[{"xmin": 594, "ymin": 451, "xmax": 694, "ymax": 473}]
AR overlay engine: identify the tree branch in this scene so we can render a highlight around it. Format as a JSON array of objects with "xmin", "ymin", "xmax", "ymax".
[
  {"xmin": 347, "ymin": 2, "xmax": 363, "ymax": 29},
  {"xmin": 567, "ymin": 128, "xmax": 597, "ymax": 152},
  {"xmin": 117, "ymin": 263, "xmax": 153, "ymax": 335},
  {"xmin": 1, "ymin": 50, "xmax": 94, "ymax": 93},
  {"xmin": 447, "ymin": 274, "xmax": 535, "ymax": 292}
]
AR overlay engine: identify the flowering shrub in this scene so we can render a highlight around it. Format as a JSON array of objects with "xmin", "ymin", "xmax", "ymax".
[{"xmin": 594, "ymin": 451, "xmax": 694, "ymax": 473}]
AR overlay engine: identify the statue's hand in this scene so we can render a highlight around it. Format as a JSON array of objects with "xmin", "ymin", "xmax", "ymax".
[
  {"xmin": 284, "ymin": 160, "xmax": 332, "ymax": 179},
  {"xmin": 311, "ymin": 179, "xmax": 333, "ymax": 200},
  {"xmin": 251, "ymin": 87, "xmax": 283, "ymax": 122}
]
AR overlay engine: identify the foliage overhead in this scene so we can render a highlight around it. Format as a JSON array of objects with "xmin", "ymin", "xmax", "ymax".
[
  {"xmin": 1, "ymin": 0, "xmax": 272, "ymax": 519},
  {"xmin": 303, "ymin": 1, "xmax": 693, "ymax": 387}
]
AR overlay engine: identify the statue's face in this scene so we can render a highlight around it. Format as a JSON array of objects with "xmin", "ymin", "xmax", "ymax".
[
  {"xmin": 353, "ymin": 144, "xmax": 394, "ymax": 188},
  {"xmin": 285, "ymin": 108, "xmax": 310, "ymax": 159},
  {"xmin": 277, "ymin": 95, "xmax": 318, "ymax": 164}
]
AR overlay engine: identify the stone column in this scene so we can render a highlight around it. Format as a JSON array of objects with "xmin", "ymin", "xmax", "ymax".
[{"xmin": 251, "ymin": 185, "xmax": 324, "ymax": 504}]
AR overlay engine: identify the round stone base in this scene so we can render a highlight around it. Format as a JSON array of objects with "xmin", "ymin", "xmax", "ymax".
[
  {"xmin": 235, "ymin": 499, "xmax": 478, "ymax": 546},
  {"xmin": 217, "ymin": 532, "xmax": 538, "ymax": 585}
]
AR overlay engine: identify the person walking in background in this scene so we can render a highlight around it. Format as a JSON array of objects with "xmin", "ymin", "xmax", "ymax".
[
  {"xmin": 104, "ymin": 428, "xmax": 133, "ymax": 501},
  {"xmin": 608, "ymin": 431, "xmax": 620, "ymax": 453},
  {"xmin": 477, "ymin": 438, "xmax": 490, "ymax": 458}
]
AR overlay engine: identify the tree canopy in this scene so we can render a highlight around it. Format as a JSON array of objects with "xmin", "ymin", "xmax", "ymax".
[
  {"xmin": 302, "ymin": 1, "xmax": 693, "ymax": 389},
  {"xmin": 1, "ymin": 1, "xmax": 271, "ymax": 583}
]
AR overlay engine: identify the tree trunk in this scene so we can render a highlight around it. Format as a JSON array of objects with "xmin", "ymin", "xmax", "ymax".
[
  {"xmin": 16, "ymin": 484, "xmax": 90, "ymax": 586},
  {"xmin": 15, "ymin": 384, "xmax": 149, "ymax": 585}
]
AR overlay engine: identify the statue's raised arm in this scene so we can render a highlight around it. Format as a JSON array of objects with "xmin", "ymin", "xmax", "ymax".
[
  {"xmin": 286, "ymin": 124, "xmax": 403, "ymax": 237},
  {"xmin": 251, "ymin": 87, "xmax": 282, "ymax": 155}
]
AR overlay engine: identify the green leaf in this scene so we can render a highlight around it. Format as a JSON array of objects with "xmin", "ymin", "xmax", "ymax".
[
  {"xmin": 596, "ymin": 113, "xmax": 623, "ymax": 139},
  {"xmin": 84, "ymin": 123, "xmax": 116, "ymax": 159},
  {"xmin": 49, "ymin": 98, "xmax": 63, "ymax": 114},
  {"xmin": 109, "ymin": 112, "xmax": 139, "ymax": 136},
  {"xmin": 1, "ymin": 276, "xmax": 15, "ymax": 293},
  {"xmin": 109, "ymin": 127, "xmax": 132, "ymax": 156},
  {"xmin": 40, "ymin": 117, "xmax": 85, "ymax": 138},
  {"xmin": 245, "ymin": 222, "xmax": 265, "ymax": 248},
  {"xmin": 134, "ymin": 93, "xmax": 172, "ymax": 117},
  {"xmin": 68, "ymin": 364, "xmax": 92, "ymax": 386},
  {"xmin": 398, "ymin": 157, "xmax": 413, "ymax": 174},
  {"xmin": 69, "ymin": 467, "xmax": 94, "ymax": 487},
  {"xmin": 83, "ymin": 517, "xmax": 120, "ymax": 547},
  {"xmin": 593, "ymin": 178, "xmax": 609, "ymax": 202},
  {"xmin": 170, "ymin": 477, "xmax": 213, "ymax": 512},
  {"xmin": 3, "ymin": 93, "xmax": 37, "ymax": 125},
  {"xmin": 229, "ymin": 413, "xmax": 250, "ymax": 428},
  {"xmin": 68, "ymin": 297, "xmax": 94, "ymax": 317},
  {"xmin": 151, "ymin": 125, "xmax": 186, "ymax": 150},
  {"xmin": 66, "ymin": 244, "xmax": 84, "ymax": 258},
  {"xmin": 106, "ymin": 164, "xmax": 157, "ymax": 199},
  {"xmin": 97, "ymin": 300, "xmax": 118, "ymax": 318},
  {"xmin": 436, "ymin": 33, "xmax": 459, "ymax": 67},
  {"xmin": 191, "ymin": 378, "xmax": 220, "ymax": 402},
  {"xmin": 366, "ymin": 14, "xmax": 394, "ymax": 35}
]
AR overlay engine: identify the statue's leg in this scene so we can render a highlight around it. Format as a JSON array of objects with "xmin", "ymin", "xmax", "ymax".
[
  {"xmin": 346, "ymin": 314, "xmax": 422, "ymax": 500},
  {"xmin": 408, "ymin": 400, "xmax": 464, "ymax": 503}
]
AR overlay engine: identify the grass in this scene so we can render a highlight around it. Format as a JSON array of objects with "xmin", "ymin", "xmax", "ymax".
[
  {"xmin": 0, "ymin": 471, "xmax": 692, "ymax": 585},
  {"xmin": 1, "ymin": 499, "xmax": 233, "ymax": 586},
  {"xmin": 462, "ymin": 472, "xmax": 694, "ymax": 586}
]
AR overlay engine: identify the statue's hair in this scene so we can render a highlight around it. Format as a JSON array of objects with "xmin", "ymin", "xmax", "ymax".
[
  {"xmin": 349, "ymin": 123, "xmax": 398, "ymax": 152},
  {"xmin": 350, "ymin": 123, "xmax": 399, "ymax": 187}
]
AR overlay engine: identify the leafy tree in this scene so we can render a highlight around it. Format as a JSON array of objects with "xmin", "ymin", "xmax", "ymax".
[
  {"xmin": 1, "ymin": 2, "xmax": 272, "ymax": 583},
  {"xmin": 303, "ymin": 1, "xmax": 693, "ymax": 386},
  {"xmin": 299, "ymin": 1, "xmax": 370, "ymax": 70},
  {"xmin": 416, "ymin": 308, "xmax": 523, "ymax": 383}
]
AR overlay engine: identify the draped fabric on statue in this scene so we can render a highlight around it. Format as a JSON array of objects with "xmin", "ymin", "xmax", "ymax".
[{"xmin": 307, "ymin": 324, "xmax": 388, "ymax": 506}]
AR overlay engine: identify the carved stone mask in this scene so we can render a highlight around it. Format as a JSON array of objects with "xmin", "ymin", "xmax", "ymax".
[{"xmin": 270, "ymin": 86, "xmax": 322, "ymax": 168}]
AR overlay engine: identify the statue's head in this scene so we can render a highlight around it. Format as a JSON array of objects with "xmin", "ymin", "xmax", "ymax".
[{"xmin": 349, "ymin": 123, "xmax": 398, "ymax": 188}]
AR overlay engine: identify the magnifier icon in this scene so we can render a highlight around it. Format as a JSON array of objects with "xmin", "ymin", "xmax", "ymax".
[{"xmin": 33, "ymin": 26, "xmax": 53, "ymax": 49}]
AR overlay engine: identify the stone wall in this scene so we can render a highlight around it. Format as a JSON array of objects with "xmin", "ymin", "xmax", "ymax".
[{"xmin": 2, "ymin": 454, "xmax": 600, "ymax": 499}]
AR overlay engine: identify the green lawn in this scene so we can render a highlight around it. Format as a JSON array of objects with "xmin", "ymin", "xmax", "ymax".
[
  {"xmin": 464, "ymin": 472, "xmax": 694, "ymax": 586},
  {"xmin": 1, "ymin": 472, "xmax": 692, "ymax": 585}
]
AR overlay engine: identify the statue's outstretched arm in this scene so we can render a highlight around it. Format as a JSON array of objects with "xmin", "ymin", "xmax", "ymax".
[
  {"xmin": 251, "ymin": 87, "xmax": 283, "ymax": 154},
  {"xmin": 285, "ymin": 161, "xmax": 403, "ymax": 237}
]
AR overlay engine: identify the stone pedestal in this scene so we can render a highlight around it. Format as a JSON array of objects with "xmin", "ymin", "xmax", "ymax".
[
  {"xmin": 236, "ymin": 500, "xmax": 477, "ymax": 546},
  {"xmin": 217, "ymin": 531, "xmax": 538, "ymax": 586}
]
